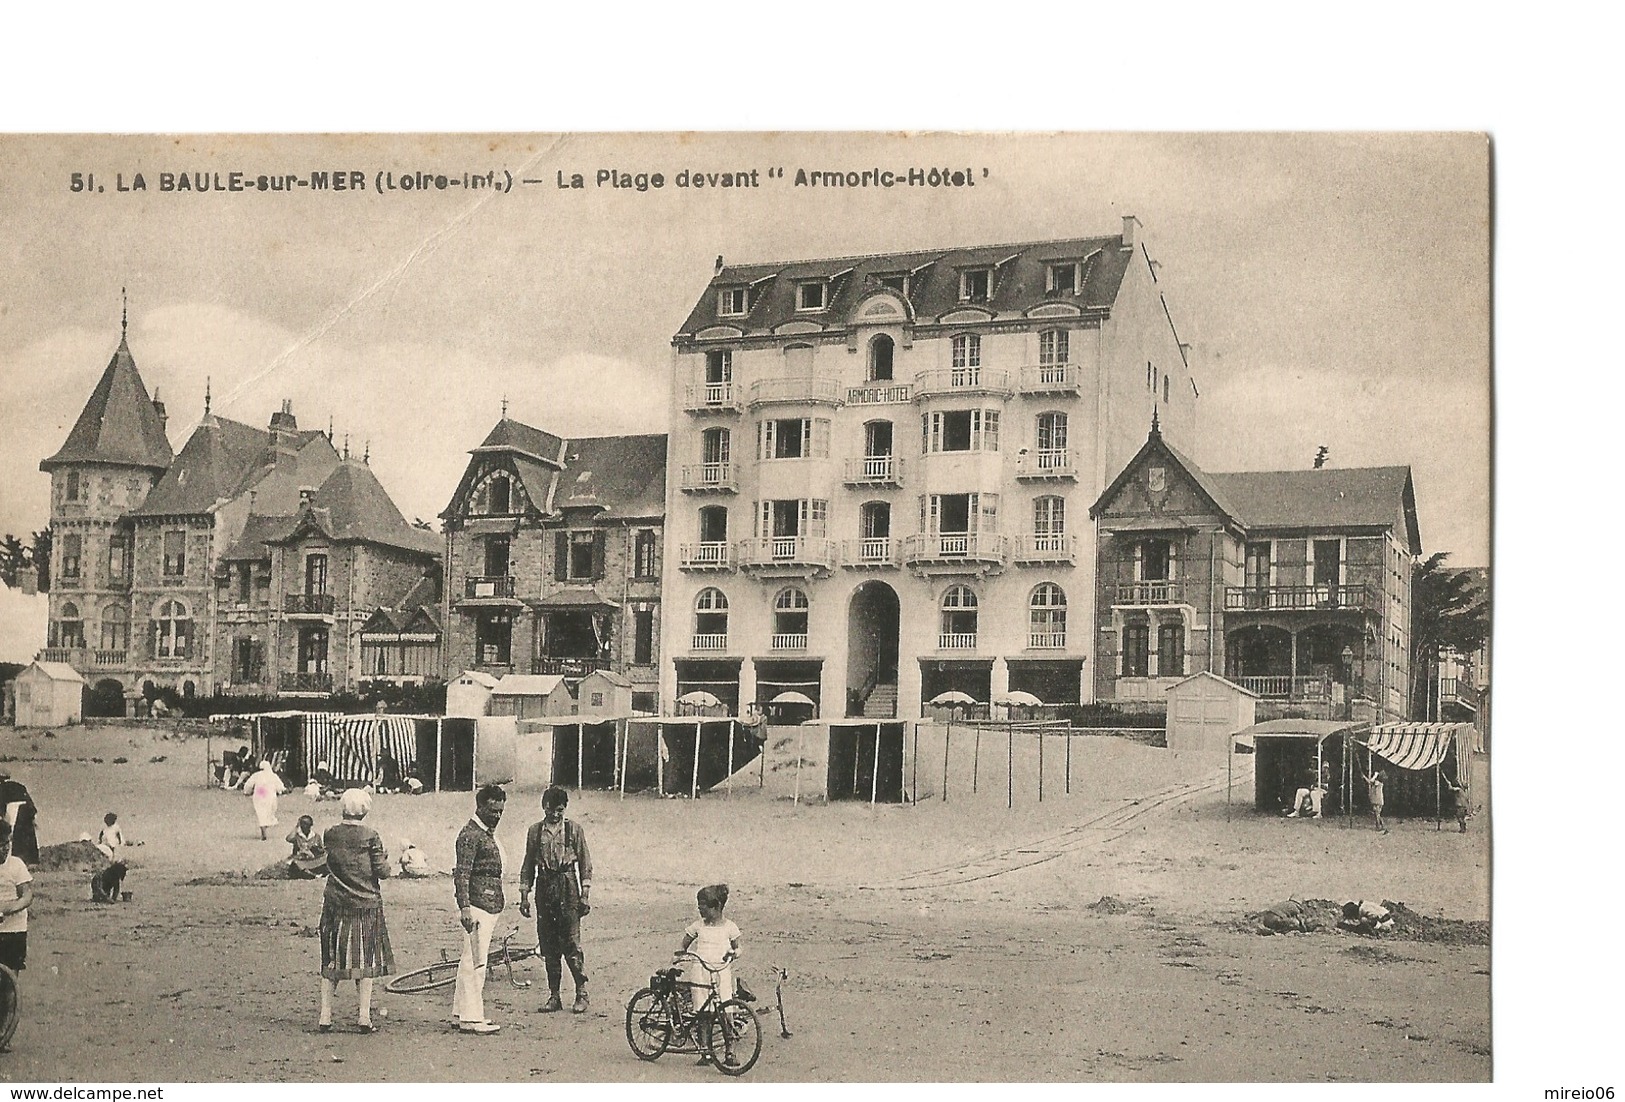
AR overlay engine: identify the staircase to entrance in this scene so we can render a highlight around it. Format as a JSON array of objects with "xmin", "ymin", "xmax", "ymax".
[{"xmin": 863, "ymin": 683, "xmax": 898, "ymax": 719}]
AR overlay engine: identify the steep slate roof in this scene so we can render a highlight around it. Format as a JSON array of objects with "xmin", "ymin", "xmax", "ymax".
[
  {"xmin": 132, "ymin": 416, "xmax": 270, "ymax": 515},
  {"xmin": 677, "ymin": 234, "xmax": 1131, "ymax": 337},
  {"xmin": 41, "ymin": 336, "xmax": 174, "ymax": 473},
  {"xmin": 218, "ymin": 514, "xmax": 296, "ymax": 561},
  {"xmin": 360, "ymin": 573, "xmax": 444, "ymax": 635},
  {"xmin": 1208, "ymin": 467, "xmax": 1420, "ymax": 550},
  {"xmin": 273, "ymin": 459, "xmax": 441, "ymax": 558},
  {"xmin": 444, "ymin": 419, "xmax": 667, "ymax": 522}
]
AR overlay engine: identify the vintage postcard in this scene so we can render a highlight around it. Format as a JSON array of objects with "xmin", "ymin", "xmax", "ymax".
[{"xmin": 0, "ymin": 132, "xmax": 1490, "ymax": 1084}]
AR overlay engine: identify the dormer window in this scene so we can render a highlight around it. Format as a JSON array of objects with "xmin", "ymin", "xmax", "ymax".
[
  {"xmin": 876, "ymin": 272, "xmax": 910, "ymax": 296},
  {"xmin": 959, "ymin": 268, "xmax": 990, "ymax": 304},
  {"xmin": 796, "ymin": 281, "xmax": 827, "ymax": 311},
  {"xmin": 1046, "ymin": 261, "xmax": 1080, "ymax": 295},
  {"xmin": 717, "ymin": 286, "xmax": 748, "ymax": 317}
]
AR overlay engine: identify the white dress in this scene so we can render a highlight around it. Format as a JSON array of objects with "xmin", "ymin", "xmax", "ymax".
[
  {"xmin": 247, "ymin": 769, "xmax": 285, "ymax": 828},
  {"xmin": 683, "ymin": 918, "xmax": 740, "ymax": 1002}
]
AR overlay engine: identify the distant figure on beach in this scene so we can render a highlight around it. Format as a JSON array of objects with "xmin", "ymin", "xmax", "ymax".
[
  {"xmin": 375, "ymin": 750, "xmax": 402, "ymax": 794},
  {"xmin": 1286, "ymin": 763, "xmax": 1329, "ymax": 819},
  {"xmin": 1363, "ymin": 767, "xmax": 1387, "ymax": 832},
  {"xmin": 287, "ymin": 815, "xmax": 328, "ymax": 879},
  {"xmin": 95, "ymin": 812, "xmax": 125, "ymax": 859},
  {"xmin": 244, "ymin": 760, "xmax": 286, "ymax": 841},
  {"xmin": 1442, "ymin": 773, "xmax": 1470, "ymax": 832},
  {"xmin": 1251, "ymin": 899, "xmax": 1314, "ymax": 935},
  {"xmin": 1339, "ymin": 900, "xmax": 1395, "ymax": 935},
  {"xmin": 91, "ymin": 860, "xmax": 128, "ymax": 904},
  {"xmin": 397, "ymin": 839, "xmax": 433, "ymax": 878}
]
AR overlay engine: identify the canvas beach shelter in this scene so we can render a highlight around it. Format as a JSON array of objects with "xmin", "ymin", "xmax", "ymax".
[
  {"xmin": 13, "ymin": 661, "xmax": 85, "ymax": 727},
  {"xmin": 1362, "ymin": 721, "xmax": 1475, "ymax": 825},
  {"xmin": 1228, "ymin": 718, "xmax": 1368, "ymax": 819}
]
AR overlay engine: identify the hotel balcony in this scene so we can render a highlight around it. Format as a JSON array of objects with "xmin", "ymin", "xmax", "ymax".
[
  {"xmin": 913, "ymin": 367, "xmax": 1013, "ymax": 400},
  {"xmin": 842, "ymin": 455, "xmax": 903, "ymax": 487},
  {"xmin": 1111, "ymin": 580, "xmax": 1188, "ymax": 606},
  {"xmin": 846, "ymin": 382, "xmax": 913, "ymax": 406},
  {"xmin": 682, "ymin": 381, "xmax": 743, "ymax": 414},
  {"xmin": 770, "ymin": 633, "xmax": 808, "ymax": 652},
  {"xmin": 937, "ymin": 633, "xmax": 978, "ymax": 650},
  {"xmin": 841, "ymin": 537, "xmax": 900, "ymax": 569},
  {"xmin": 280, "ymin": 671, "xmax": 334, "ymax": 694},
  {"xmin": 1028, "ymin": 631, "xmax": 1067, "ymax": 650},
  {"xmin": 1013, "ymin": 533, "xmax": 1077, "ymax": 565},
  {"xmin": 1224, "ymin": 584, "xmax": 1374, "ymax": 613},
  {"xmin": 1018, "ymin": 362, "xmax": 1085, "ymax": 395},
  {"xmin": 284, "ymin": 592, "xmax": 337, "ymax": 618},
  {"xmin": 1440, "ymin": 677, "xmax": 1480, "ymax": 712},
  {"xmin": 40, "ymin": 646, "xmax": 128, "ymax": 670},
  {"xmin": 678, "ymin": 542, "xmax": 733, "ymax": 570},
  {"xmin": 691, "ymin": 633, "xmax": 729, "ymax": 652},
  {"xmin": 679, "ymin": 463, "xmax": 740, "ymax": 494},
  {"xmin": 900, "ymin": 532, "xmax": 1009, "ymax": 570},
  {"xmin": 1236, "ymin": 675, "xmax": 1333, "ymax": 702},
  {"xmin": 746, "ymin": 376, "xmax": 844, "ymax": 408},
  {"xmin": 737, "ymin": 537, "xmax": 838, "ymax": 575},
  {"xmin": 1014, "ymin": 448, "xmax": 1077, "ymax": 481},
  {"xmin": 533, "ymin": 656, "xmax": 608, "ymax": 677},
  {"xmin": 462, "ymin": 575, "xmax": 516, "ymax": 601}
]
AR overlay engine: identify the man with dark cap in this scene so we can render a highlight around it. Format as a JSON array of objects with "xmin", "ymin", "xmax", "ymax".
[{"xmin": 519, "ymin": 786, "xmax": 593, "ymax": 1013}]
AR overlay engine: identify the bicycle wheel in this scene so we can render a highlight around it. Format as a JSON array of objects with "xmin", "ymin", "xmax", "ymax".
[
  {"xmin": 0, "ymin": 965, "xmax": 17, "ymax": 1051},
  {"xmin": 383, "ymin": 959, "xmax": 461, "ymax": 995},
  {"xmin": 698, "ymin": 998, "xmax": 762, "ymax": 1076},
  {"xmin": 625, "ymin": 988, "xmax": 674, "ymax": 1061}
]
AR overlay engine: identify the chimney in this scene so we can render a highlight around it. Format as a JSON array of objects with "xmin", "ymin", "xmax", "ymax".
[
  {"xmin": 299, "ymin": 486, "xmax": 316, "ymax": 509},
  {"xmin": 151, "ymin": 387, "xmax": 167, "ymax": 432},
  {"xmin": 269, "ymin": 399, "xmax": 299, "ymax": 455},
  {"xmin": 714, "ymin": 254, "xmax": 724, "ymax": 273},
  {"xmin": 1121, "ymin": 214, "xmax": 1140, "ymax": 251}
]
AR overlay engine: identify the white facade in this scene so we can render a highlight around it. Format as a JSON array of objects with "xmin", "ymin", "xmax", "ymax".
[{"xmin": 659, "ymin": 225, "xmax": 1200, "ymax": 718}]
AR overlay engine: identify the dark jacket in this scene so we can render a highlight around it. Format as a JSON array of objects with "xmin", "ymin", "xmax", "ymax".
[
  {"xmin": 519, "ymin": 818, "xmax": 593, "ymax": 894},
  {"xmin": 454, "ymin": 818, "xmax": 504, "ymax": 914}
]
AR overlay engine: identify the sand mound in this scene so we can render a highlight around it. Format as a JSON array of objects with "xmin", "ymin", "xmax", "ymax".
[
  {"xmin": 1087, "ymin": 895, "xmax": 1136, "ymax": 915},
  {"xmin": 36, "ymin": 841, "xmax": 114, "ymax": 872},
  {"xmin": 1230, "ymin": 899, "xmax": 1490, "ymax": 945}
]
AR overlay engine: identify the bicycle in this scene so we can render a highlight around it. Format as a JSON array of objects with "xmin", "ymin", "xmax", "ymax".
[
  {"xmin": 625, "ymin": 951, "xmax": 763, "ymax": 1076},
  {"xmin": 0, "ymin": 964, "xmax": 17, "ymax": 1051},
  {"xmin": 385, "ymin": 929, "xmax": 538, "ymax": 995}
]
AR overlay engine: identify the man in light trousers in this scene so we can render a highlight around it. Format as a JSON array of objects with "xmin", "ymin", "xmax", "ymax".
[{"xmin": 452, "ymin": 784, "xmax": 507, "ymax": 1034}]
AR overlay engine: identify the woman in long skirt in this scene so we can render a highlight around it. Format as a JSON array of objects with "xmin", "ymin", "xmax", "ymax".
[
  {"xmin": 319, "ymin": 789, "xmax": 394, "ymax": 1031},
  {"xmin": 244, "ymin": 760, "xmax": 285, "ymax": 841}
]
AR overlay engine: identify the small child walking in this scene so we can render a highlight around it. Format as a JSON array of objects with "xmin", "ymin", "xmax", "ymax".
[
  {"xmin": 95, "ymin": 812, "xmax": 125, "ymax": 859},
  {"xmin": 1363, "ymin": 767, "xmax": 1387, "ymax": 832},
  {"xmin": 676, "ymin": 884, "xmax": 741, "ymax": 1065}
]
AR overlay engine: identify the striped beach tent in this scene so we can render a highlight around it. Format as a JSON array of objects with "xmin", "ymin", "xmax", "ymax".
[{"xmin": 1365, "ymin": 722, "xmax": 1467, "ymax": 771}]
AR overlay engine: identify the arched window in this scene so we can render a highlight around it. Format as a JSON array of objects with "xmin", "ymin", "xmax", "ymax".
[
  {"xmin": 868, "ymin": 334, "xmax": 895, "ymax": 381},
  {"xmin": 939, "ymin": 585, "xmax": 978, "ymax": 644},
  {"xmin": 702, "ymin": 426, "xmax": 731, "ymax": 466},
  {"xmin": 54, "ymin": 602, "xmax": 85, "ymax": 649},
  {"xmin": 154, "ymin": 599, "xmax": 192, "ymax": 659},
  {"xmin": 100, "ymin": 604, "xmax": 130, "ymax": 651},
  {"xmin": 694, "ymin": 587, "xmax": 729, "ymax": 645},
  {"xmin": 485, "ymin": 472, "xmax": 512, "ymax": 514},
  {"xmin": 772, "ymin": 587, "xmax": 809, "ymax": 645},
  {"xmin": 1029, "ymin": 583, "xmax": 1067, "ymax": 648}
]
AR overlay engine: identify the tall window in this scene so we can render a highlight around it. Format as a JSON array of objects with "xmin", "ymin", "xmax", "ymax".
[
  {"xmin": 698, "ymin": 506, "xmax": 729, "ymax": 544},
  {"xmin": 694, "ymin": 588, "xmax": 729, "ymax": 640},
  {"xmin": 759, "ymin": 417, "xmax": 829, "ymax": 460},
  {"xmin": 1029, "ymin": 584, "xmax": 1067, "ymax": 645},
  {"xmin": 305, "ymin": 553, "xmax": 329, "ymax": 595},
  {"xmin": 868, "ymin": 334, "xmax": 895, "ymax": 381},
  {"xmin": 1245, "ymin": 542, "xmax": 1271, "ymax": 589},
  {"xmin": 476, "ymin": 611, "xmax": 512, "ymax": 665},
  {"xmin": 922, "ymin": 408, "xmax": 998, "ymax": 453},
  {"xmin": 556, "ymin": 530, "xmax": 603, "ymax": 581},
  {"xmin": 1035, "ymin": 411, "xmax": 1068, "ymax": 456},
  {"xmin": 633, "ymin": 529, "xmax": 658, "ymax": 580},
  {"xmin": 706, "ymin": 349, "xmax": 733, "ymax": 384},
  {"xmin": 153, "ymin": 599, "xmax": 191, "ymax": 659},
  {"xmin": 633, "ymin": 607, "xmax": 655, "ymax": 665},
  {"xmin": 53, "ymin": 602, "xmax": 85, "ymax": 649},
  {"xmin": 940, "ymin": 585, "xmax": 979, "ymax": 638},
  {"xmin": 65, "ymin": 471, "xmax": 82, "ymax": 501},
  {"xmin": 1038, "ymin": 329, "xmax": 1069, "ymax": 366},
  {"xmin": 1122, "ymin": 623, "xmax": 1149, "ymax": 677},
  {"xmin": 99, "ymin": 605, "xmax": 129, "ymax": 651},
  {"xmin": 1033, "ymin": 496, "xmax": 1066, "ymax": 537},
  {"xmin": 773, "ymin": 587, "xmax": 810, "ymax": 638},
  {"xmin": 108, "ymin": 536, "xmax": 130, "ymax": 583},
  {"xmin": 758, "ymin": 499, "xmax": 828, "ymax": 541},
  {"xmin": 950, "ymin": 333, "xmax": 981, "ymax": 375},
  {"xmin": 922, "ymin": 492, "xmax": 997, "ymax": 535},
  {"xmin": 1312, "ymin": 539, "xmax": 1342, "ymax": 587},
  {"xmin": 1137, "ymin": 539, "xmax": 1173, "ymax": 581},
  {"xmin": 163, "ymin": 530, "xmax": 186, "ymax": 577},
  {"xmin": 1046, "ymin": 262, "xmax": 1078, "ymax": 295},
  {"xmin": 485, "ymin": 473, "xmax": 512, "ymax": 514},
  {"xmin": 298, "ymin": 625, "xmax": 330, "ymax": 673},
  {"xmin": 483, "ymin": 535, "xmax": 510, "ymax": 578},
  {"xmin": 60, "ymin": 534, "xmax": 81, "ymax": 581},
  {"xmin": 233, "ymin": 637, "xmax": 263, "ymax": 682},
  {"xmin": 860, "ymin": 501, "xmax": 891, "ymax": 539},
  {"xmin": 864, "ymin": 420, "xmax": 894, "ymax": 458},
  {"xmin": 702, "ymin": 426, "xmax": 731, "ymax": 467},
  {"xmin": 235, "ymin": 564, "xmax": 253, "ymax": 603},
  {"xmin": 1158, "ymin": 623, "xmax": 1185, "ymax": 677},
  {"xmin": 717, "ymin": 287, "xmax": 747, "ymax": 317}
]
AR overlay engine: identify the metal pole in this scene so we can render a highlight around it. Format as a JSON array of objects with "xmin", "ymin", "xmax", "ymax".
[
  {"xmin": 1038, "ymin": 725, "xmax": 1044, "ymax": 803},
  {"xmin": 1007, "ymin": 728, "xmax": 1013, "ymax": 810},
  {"xmin": 577, "ymin": 724, "xmax": 584, "ymax": 791},
  {"xmin": 656, "ymin": 723, "xmax": 665, "ymax": 796},
  {"xmin": 435, "ymin": 718, "xmax": 443, "ymax": 792},
  {"xmin": 972, "ymin": 725, "xmax": 981, "ymax": 794},
  {"xmin": 618, "ymin": 722, "xmax": 627, "ymax": 801},
  {"xmin": 1066, "ymin": 727, "xmax": 1072, "ymax": 795},
  {"xmin": 727, "ymin": 720, "xmax": 735, "ymax": 801},
  {"xmin": 870, "ymin": 723, "xmax": 880, "ymax": 806},
  {"xmin": 793, "ymin": 723, "xmax": 804, "ymax": 807},
  {"xmin": 911, "ymin": 722, "xmax": 918, "ymax": 806},
  {"xmin": 691, "ymin": 722, "xmax": 701, "ymax": 800},
  {"xmin": 943, "ymin": 724, "xmax": 950, "ymax": 804},
  {"xmin": 1226, "ymin": 737, "xmax": 1232, "ymax": 819},
  {"xmin": 1436, "ymin": 761, "xmax": 1442, "ymax": 830}
]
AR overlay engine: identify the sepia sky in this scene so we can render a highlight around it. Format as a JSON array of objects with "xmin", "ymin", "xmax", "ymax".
[{"xmin": 0, "ymin": 132, "xmax": 1489, "ymax": 562}]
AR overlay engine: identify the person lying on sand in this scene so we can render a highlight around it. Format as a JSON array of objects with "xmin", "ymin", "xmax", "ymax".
[
  {"xmin": 1251, "ymin": 899, "xmax": 1315, "ymax": 935},
  {"xmin": 1339, "ymin": 900, "xmax": 1395, "ymax": 935}
]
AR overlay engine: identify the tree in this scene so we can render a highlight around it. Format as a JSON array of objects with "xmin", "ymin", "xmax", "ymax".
[
  {"xmin": 31, "ymin": 527, "xmax": 51, "ymax": 592},
  {"xmin": 0, "ymin": 534, "xmax": 25, "ymax": 588},
  {"xmin": 1409, "ymin": 552, "xmax": 1491, "ymax": 719},
  {"xmin": 1313, "ymin": 446, "xmax": 1330, "ymax": 469}
]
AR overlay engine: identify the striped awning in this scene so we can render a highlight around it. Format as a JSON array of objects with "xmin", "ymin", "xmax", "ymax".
[{"xmin": 1365, "ymin": 722, "xmax": 1472, "ymax": 771}]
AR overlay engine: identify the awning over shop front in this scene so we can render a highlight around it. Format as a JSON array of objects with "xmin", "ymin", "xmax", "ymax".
[
  {"xmin": 526, "ymin": 588, "xmax": 621, "ymax": 609},
  {"xmin": 1365, "ymin": 722, "xmax": 1473, "ymax": 771}
]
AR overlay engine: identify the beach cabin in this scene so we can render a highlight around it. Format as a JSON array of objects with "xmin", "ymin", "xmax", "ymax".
[
  {"xmin": 577, "ymin": 669, "xmax": 634, "ymax": 718},
  {"xmin": 489, "ymin": 674, "xmax": 574, "ymax": 722},
  {"xmin": 447, "ymin": 670, "xmax": 500, "ymax": 718},
  {"xmin": 1166, "ymin": 672, "xmax": 1258, "ymax": 755},
  {"xmin": 14, "ymin": 661, "xmax": 85, "ymax": 727}
]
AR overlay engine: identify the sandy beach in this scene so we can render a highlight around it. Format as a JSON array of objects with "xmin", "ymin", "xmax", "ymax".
[{"xmin": 0, "ymin": 721, "xmax": 1488, "ymax": 1082}]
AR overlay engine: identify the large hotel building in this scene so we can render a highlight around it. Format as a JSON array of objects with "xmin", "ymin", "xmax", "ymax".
[{"xmin": 659, "ymin": 218, "xmax": 1201, "ymax": 718}]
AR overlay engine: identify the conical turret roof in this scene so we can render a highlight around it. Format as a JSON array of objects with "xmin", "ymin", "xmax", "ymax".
[{"xmin": 40, "ymin": 336, "xmax": 174, "ymax": 473}]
